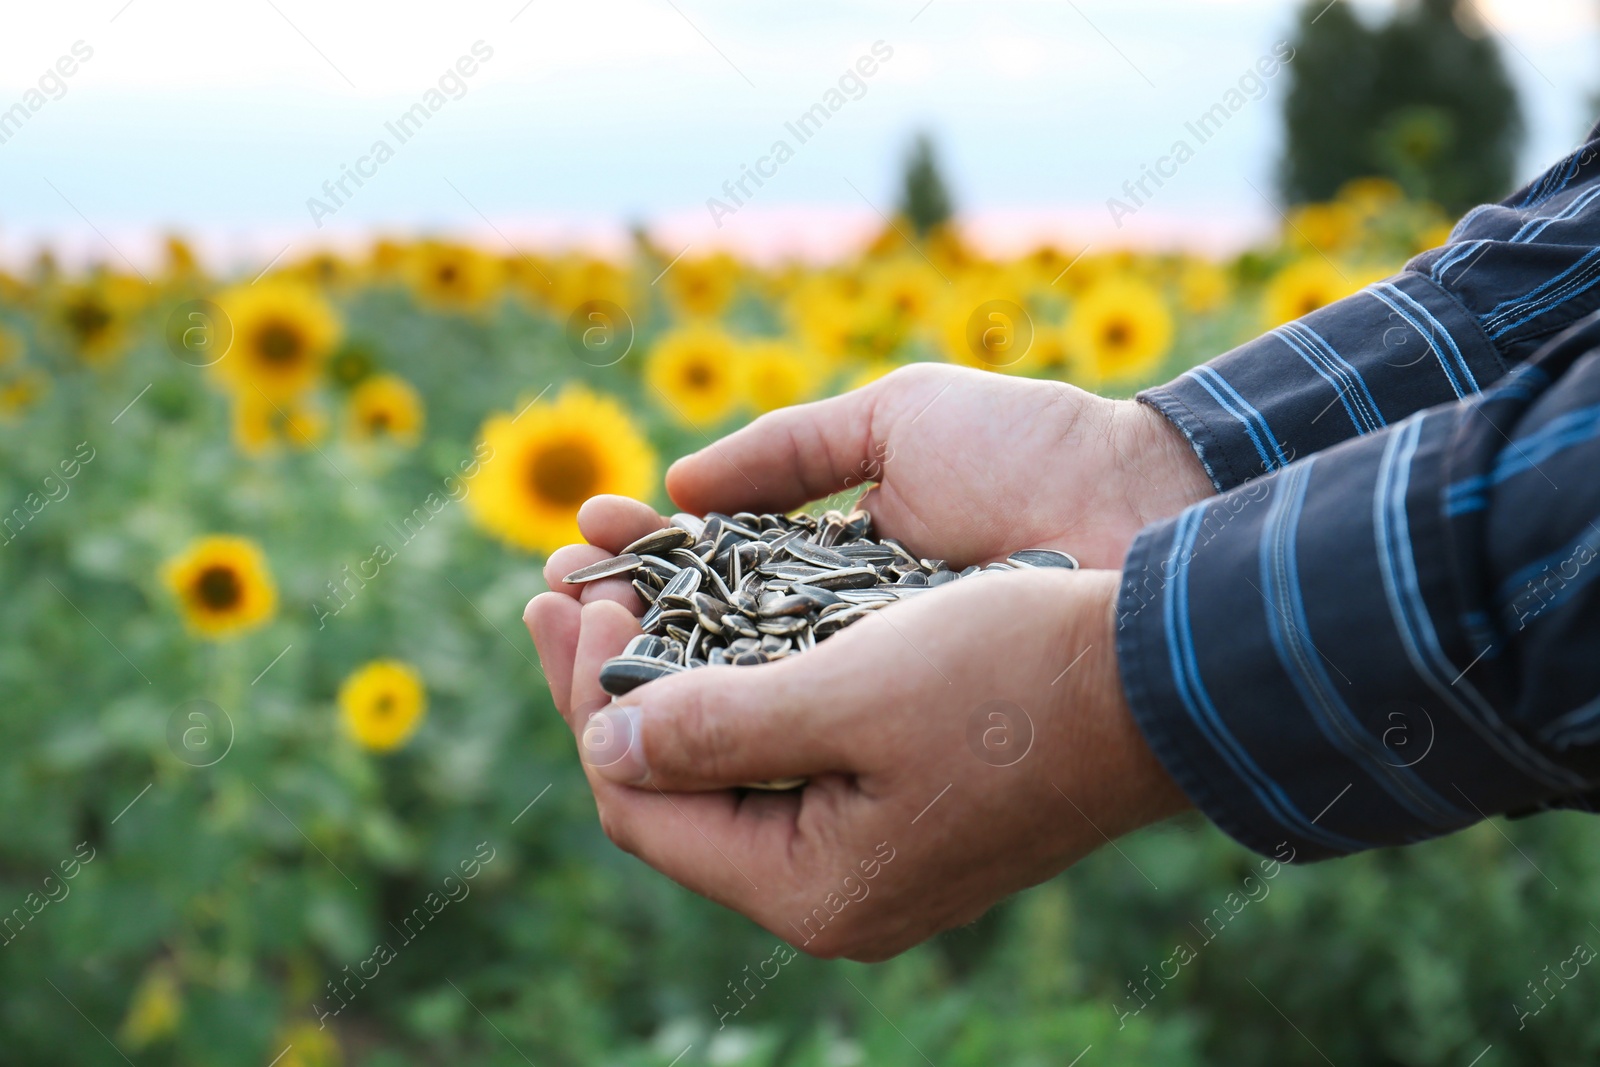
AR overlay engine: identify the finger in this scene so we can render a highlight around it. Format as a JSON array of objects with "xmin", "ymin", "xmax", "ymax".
[
  {"xmin": 578, "ymin": 576, "xmax": 644, "ymax": 616},
  {"xmin": 592, "ymin": 649, "xmax": 860, "ymax": 791},
  {"xmin": 524, "ymin": 592, "xmax": 582, "ymax": 720},
  {"xmin": 578, "ymin": 495, "xmax": 667, "ymax": 553},
  {"xmin": 571, "ymin": 600, "xmax": 807, "ymax": 916},
  {"xmin": 544, "ymin": 543, "xmax": 614, "ymax": 598},
  {"xmin": 664, "ymin": 386, "xmax": 881, "ymax": 516}
]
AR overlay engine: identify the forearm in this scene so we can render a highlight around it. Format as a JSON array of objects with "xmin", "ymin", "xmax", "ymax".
[{"xmin": 1116, "ymin": 312, "xmax": 1600, "ymax": 861}]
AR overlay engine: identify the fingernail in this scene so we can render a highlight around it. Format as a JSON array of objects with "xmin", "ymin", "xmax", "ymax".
[{"xmin": 582, "ymin": 703, "xmax": 649, "ymax": 783}]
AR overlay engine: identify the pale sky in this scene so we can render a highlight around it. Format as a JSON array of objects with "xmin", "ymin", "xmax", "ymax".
[{"xmin": 0, "ymin": 0, "xmax": 1594, "ymax": 269}]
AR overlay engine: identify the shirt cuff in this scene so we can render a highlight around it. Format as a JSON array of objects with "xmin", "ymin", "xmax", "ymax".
[
  {"xmin": 1114, "ymin": 408, "xmax": 1570, "ymax": 862},
  {"xmin": 1138, "ymin": 271, "xmax": 1505, "ymax": 492}
]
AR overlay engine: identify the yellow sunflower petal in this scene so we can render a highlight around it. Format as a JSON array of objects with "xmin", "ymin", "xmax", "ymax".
[
  {"xmin": 339, "ymin": 659, "xmax": 426, "ymax": 752},
  {"xmin": 464, "ymin": 385, "xmax": 657, "ymax": 554},
  {"xmin": 162, "ymin": 535, "xmax": 278, "ymax": 639}
]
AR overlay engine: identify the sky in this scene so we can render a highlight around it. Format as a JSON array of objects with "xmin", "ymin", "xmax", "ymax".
[{"xmin": 0, "ymin": 0, "xmax": 1594, "ymax": 270}]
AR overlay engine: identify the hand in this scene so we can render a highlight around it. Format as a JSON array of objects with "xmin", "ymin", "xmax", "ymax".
[
  {"xmin": 526, "ymin": 564, "xmax": 1189, "ymax": 961},
  {"xmin": 641, "ymin": 362, "xmax": 1214, "ymax": 571},
  {"xmin": 531, "ymin": 362, "xmax": 1216, "ymax": 667}
]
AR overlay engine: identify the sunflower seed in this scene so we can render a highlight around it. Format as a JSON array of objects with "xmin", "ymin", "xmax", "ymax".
[
  {"xmin": 670, "ymin": 512, "xmax": 706, "ymax": 539},
  {"xmin": 622, "ymin": 527, "xmax": 696, "ymax": 557},
  {"xmin": 563, "ymin": 553, "xmax": 643, "ymax": 584},
  {"xmin": 586, "ymin": 507, "xmax": 1084, "ymax": 789},
  {"xmin": 1007, "ymin": 548, "xmax": 1081, "ymax": 569},
  {"xmin": 599, "ymin": 656, "xmax": 684, "ymax": 695},
  {"xmin": 659, "ymin": 566, "xmax": 702, "ymax": 602}
]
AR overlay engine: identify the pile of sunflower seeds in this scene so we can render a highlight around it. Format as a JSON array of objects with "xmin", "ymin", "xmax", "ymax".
[{"xmin": 563, "ymin": 509, "xmax": 1078, "ymax": 702}]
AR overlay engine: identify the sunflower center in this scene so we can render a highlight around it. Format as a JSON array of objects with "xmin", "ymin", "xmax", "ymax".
[
  {"xmin": 682, "ymin": 360, "xmax": 714, "ymax": 390},
  {"xmin": 256, "ymin": 321, "xmax": 305, "ymax": 366},
  {"xmin": 67, "ymin": 299, "xmax": 113, "ymax": 340},
  {"xmin": 528, "ymin": 439, "xmax": 600, "ymax": 506},
  {"xmin": 374, "ymin": 693, "xmax": 395, "ymax": 718},
  {"xmin": 194, "ymin": 565, "xmax": 243, "ymax": 610},
  {"xmin": 368, "ymin": 410, "xmax": 392, "ymax": 431},
  {"xmin": 1102, "ymin": 319, "xmax": 1132, "ymax": 350},
  {"xmin": 437, "ymin": 264, "xmax": 459, "ymax": 286},
  {"xmin": 1298, "ymin": 293, "xmax": 1325, "ymax": 316}
]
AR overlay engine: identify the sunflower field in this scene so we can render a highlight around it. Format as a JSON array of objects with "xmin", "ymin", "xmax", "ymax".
[{"xmin": 7, "ymin": 180, "xmax": 1600, "ymax": 1067}]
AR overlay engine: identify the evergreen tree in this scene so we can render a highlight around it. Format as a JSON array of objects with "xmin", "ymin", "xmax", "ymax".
[
  {"xmin": 1279, "ymin": 0, "xmax": 1522, "ymax": 213},
  {"xmin": 898, "ymin": 132, "xmax": 954, "ymax": 236}
]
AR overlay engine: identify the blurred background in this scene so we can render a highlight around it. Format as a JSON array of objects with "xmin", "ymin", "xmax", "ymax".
[{"xmin": 4, "ymin": 1, "xmax": 1600, "ymax": 1064}]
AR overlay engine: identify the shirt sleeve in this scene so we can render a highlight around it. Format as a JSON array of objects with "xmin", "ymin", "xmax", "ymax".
[
  {"xmin": 1117, "ymin": 310, "xmax": 1600, "ymax": 862},
  {"xmin": 1143, "ymin": 120, "xmax": 1600, "ymax": 493}
]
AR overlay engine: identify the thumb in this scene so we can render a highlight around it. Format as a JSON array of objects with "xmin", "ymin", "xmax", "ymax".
[
  {"xmin": 589, "ymin": 659, "xmax": 852, "ymax": 790},
  {"xmin": 664, "ymin": 381, "xmax": 884, "ymax": 517}
]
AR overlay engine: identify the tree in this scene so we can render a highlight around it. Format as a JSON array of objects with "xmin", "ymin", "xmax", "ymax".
[
  {"xmin": 1278, "ymin": 0, "xmax": 1523, "ymax": 213},
  {"xmin": 897, "ymin": 132, "xmax": 955, "ymax": 236}
]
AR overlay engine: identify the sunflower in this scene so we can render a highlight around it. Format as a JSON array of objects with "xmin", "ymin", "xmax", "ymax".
[
  {"xmin": 285, "ymin": 250, "xmax": 358, "ymax": 291},
  {"xmin": 347, "ymin": 374, "xmax": 424, "ymax": 445},
  {"xmin": 405, "ymin": 240, "xmax": 500, "ymax": 311},
  {"xmin": 163, "ymin": 535, "xmax": 278, "ymax": 639},
  {"xmin": 466, "ymin": 385, "xmax": 656, "ymax": 553},
  {"xmin": 1286, "ymin": 201, "xmax": 1358, "ymax": 255},
  {"xmin": 645, "ymin": 326, "xmax": 740, "ymax": 426},
  {"xmin": 740, "ymin": 341, "xmax": 812, "ymax": 413},
  {"xmin": 1261, "ymin": 258, "xmax": 1357, "ymax": 328},
  {"xmin": 0, "ymin": 368, "xmax": 48, "ymax": 420},
  {"xmin": 339, "ymin": 660, "xmax": 426, "ymax": 753},
  {"xmin": 549, "ymin": 255, "xmax": 630, "ymax": 312},
  {"xmin": 231, "ymin": 393, "xmax": 326, "ymax": 456},
  {"xmin": 327, "ymin": 339, "xmax": 377, "ymax": 388},
  {"xmin": 50, "ymin": 282, "xmax": 133, "ymax": 365},
  {"xmin": 120, "ymin": 963, "xmax": 181, "ymax": 1050},
  {"xmin": 664, "ymin": 253, "xmax": 739, "ymax": 319},
  {"xmin": 866, "ymin": 259, "xmax": 943, "ymax": 326},
  {"xmin": 163, "ymin": 235, "xmax": 202, "ymax": 281},
  {"xmin": 785, "ymin": 278, "xmax": 862, "ymax": 366},
  {"xmin": 1337, "ymin": 176, "xmax": 1405, "ymax": 219},
  {"xmin": 939, "ymin": 280, "xmax": 1033, "ymax": 370},
  {"xmin": 1022, "ymin": 324, "xmax": 1079, "ymax": 381},
  {"xmin": 214, "ymin": 282, "xmax": 341, "ymax": 399},
  {"xmin": 0, "ymin": 326, "xmax": 23, "ymax": 365},
  {"xmin": 1177, "ymin": 260, "xmax": 1231, "ymax": 315},
  {"xmin": 273, "ymin": 1023, "xmax": 340, "ymax": 1067},
  {"xmin": 368, "ymin": 237, "xmax": 408, "ymax": 278},
  {"xmin": 1065, "ymin": 276, "xmax": 1173, "ymax": 384},
  {"xmin": 842, "ymin": 360, "xmax": 898, "ymax": 393}
]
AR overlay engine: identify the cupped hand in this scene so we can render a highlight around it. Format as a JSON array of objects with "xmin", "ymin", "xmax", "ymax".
[
  {"xmin": 526, "ymin": 565, "xmax": 1189, "ymax": 961},
  {"xmin": 646, "ymin": 362, "xmax": 1211, "ymax": 571}
]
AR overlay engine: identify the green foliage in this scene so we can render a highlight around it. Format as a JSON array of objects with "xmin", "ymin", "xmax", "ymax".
[
  {"xmin": 1279, "ymin": 0, "xmax": 1523, "ymax": 212},
  {"xmin": 897, "ymin": 133, "xmax": 955, "ymax": 236}
]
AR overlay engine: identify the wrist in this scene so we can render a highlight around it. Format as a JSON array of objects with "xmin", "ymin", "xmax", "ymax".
[
  {"xmin": 1067, "ymin": 569, "xmax": 1192, "ymax": 836},
  {"xmin": 1111, "ymin": 399, "xmax": 1215, "ymax": 527}
]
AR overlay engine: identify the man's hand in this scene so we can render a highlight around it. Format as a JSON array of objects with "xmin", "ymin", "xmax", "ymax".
[
  {"xmin": 526, "ymin": 565, "xmax": 1189, "ymax": 961},
  {"xmin": 523, "ymin": 364, "xmax": 1210, "ymax": 958},
  {"xmin": 574, "ymin": 362, "xmax": 1214, "ymax": 580}
]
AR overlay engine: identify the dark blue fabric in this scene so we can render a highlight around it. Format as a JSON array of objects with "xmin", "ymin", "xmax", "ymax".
[{"xmin": 1121, "ymin": 124, "xmax": 1600, "ymax": 861}]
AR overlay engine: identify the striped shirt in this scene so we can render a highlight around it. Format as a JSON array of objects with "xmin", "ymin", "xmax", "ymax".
[{"xmin": 1122, "ymin": 121, "xmax": 1600, "ymax": 861}]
